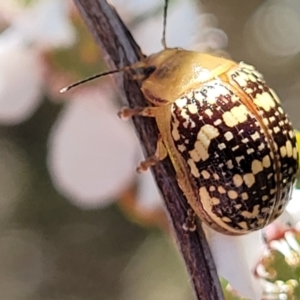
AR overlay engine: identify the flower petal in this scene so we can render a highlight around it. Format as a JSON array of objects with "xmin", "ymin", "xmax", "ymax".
[
  {"xmin": 12, "ymin": 0, "xmax": 76, "ymax": 49},
  {"xmin": 48, "ymin": 87, "xmax": 140, "ymax": 208},
  {"xmin": 204, "ymin": 226, "xmax": 264, "ymax": 299},
  {"xmin": 0, "ymin": 36, "xmax": 43, "ymax": 125}
]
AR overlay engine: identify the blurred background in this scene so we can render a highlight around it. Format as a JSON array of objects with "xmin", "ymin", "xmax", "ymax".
[{"xmin": 0, "ymin": 0, "xmax": 300, "ymax": 299}]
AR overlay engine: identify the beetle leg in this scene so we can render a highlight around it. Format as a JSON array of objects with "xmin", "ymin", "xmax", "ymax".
[
  {"xmin": 182, "ymin": 208, "xmax": 197, "ymax": 232},
  {"xmin": 118, "ymin": 106, "xmax": 160, "ymax": 119},
  {"xmin": 137, "ymin": 134, "xmax": 168, "ymax": 173}
]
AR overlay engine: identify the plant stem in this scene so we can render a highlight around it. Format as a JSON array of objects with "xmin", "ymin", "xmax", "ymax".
[{"xmin": 72, "ymin": 1, "xmax": 224, "ymax": 299}]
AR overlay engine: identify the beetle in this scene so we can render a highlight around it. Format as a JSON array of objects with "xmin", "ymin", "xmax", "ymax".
[{"xmin": 62, "ymin": 0, "xmax": 299, "ymax": 235}]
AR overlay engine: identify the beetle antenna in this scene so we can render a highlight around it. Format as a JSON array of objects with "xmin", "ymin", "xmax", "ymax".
[
  {"xmin": 161, "ymin": 0, "xmax": 169, "ymax": 49},
  {"xmin": 60, "ymin": 67, "xmax": 131, "ymax": 93}
]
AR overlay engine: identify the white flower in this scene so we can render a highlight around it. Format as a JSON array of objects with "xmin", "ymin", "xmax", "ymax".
[
  {"xmin": 0, "ymin": 0, "xmax": 75, "ymax": 125},
  {"xmin": 47, "ymin": 86, "xmax": 161, "ymax": 210},
  {"xmin": 204, "ymin": 225, "xmax": 264, "ymax": 299},
  {"xmin": 10, "ymin": 0, "xmax": 75, "ymax": 50},
  {"xmin": 0, "ymin": 36, "xmax": 43, "ymax": 125},
  {"xmin": 48, "ymin": 82, "xmax": 164, "ymax": 213}
]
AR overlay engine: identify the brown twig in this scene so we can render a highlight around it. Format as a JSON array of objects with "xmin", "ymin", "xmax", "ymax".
[{"xmin": 72, "ymin": 1, "xmax": 224, "ymax": 299}]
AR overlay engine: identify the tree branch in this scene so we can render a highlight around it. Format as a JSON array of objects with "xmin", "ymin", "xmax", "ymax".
[{"xmin": 72, "ymin": 1, "xmax": 224, "ymax": 299}]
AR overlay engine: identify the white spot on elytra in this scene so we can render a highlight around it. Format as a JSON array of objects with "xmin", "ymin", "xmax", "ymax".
[
  {"xmin": 241, "ymin": 204, "xmax": 260, "ymax": 218},
  {"xmin": 230, "ymin": 105, "xmax": 248, "ymax": 123},
  {"xmin": 243, "ymin": 173, "xmax": 255, "ymax": 187},
  {"xmin": 263, "ymin": 118, "xmax": 269, "ymax": 125},
  {"xmin": 238, "ymin": 221, "xmax": 249, "ymax": 230},
  {"xmin": 218, "ymin": 143, "xmax": 226, "ymax": 150},
  {"xmin": 213, "ymin": 173, "xmax": 220, "ymax": 180},
  {"xmin": 171, "ymin": 118, "xmax": 181, "ymax": 141},
  {"xmin": 253, "ymin": 92, "xmax": 276, "ymax": 112},
  {"xmin": 187, "ymin": 159, "xmax": 200, "ymax": 178},
  {"xmin": 286, "ymin": 140, "xmax": 293, "ymax": 157},
  {"xmin": 222, "ymin": 105, "xmax": 249, "ymax": 127},
  {"xmin": 241, "ymin": 193, "xmax": 249, "ymax": 200},
  {"xmin": 194, "ymin": 92, "xmax": 204, "ymax": 102},
  {"xmin": 252, "ymin": 160, "xmax": 263, "ymax": 174},
  {"xmin": 177, "ymin": 144, "xmax": 186, "ymax": 152},
  {"xmin": 199, "ymin": 187, "xmax": 217, "ymax": 208},
  {"xmin": 189, "ymin": 124, "xmax": 219, "ymax": 161},
  {"xmin": 250, "ymin": 132, "xmax": 260, "ymax": 141},
  {"xmin": 222, "ymin": 111, "xmax": 238, "ymax": 127},
  {"xmin": 269, "ymin": 116, "xmax": 276, "ymax": 123},
  {"xmin": 212, "ymin": 198, "xmax": 220, "ymax": 205},
  {"xmin": 247, "ymin": 148, "xmax": 254, "ymax": 155},
  {"xmin": 175, "ymin": 98, "xmax": 188, "ymax": 108},
  {"xmin": 235, "ymin": 156, "xmax": 245, "ymax": 165},
  {"xmin": 233, "ymin": 174, "xmax": 243, "ymax": 187},
  {"xmin": 214, "ymin": 119, "xmax": 222, "ymax": 126},
  {"xmin": 222, "ymin": 217, "xmax": 232, "ymax": 222},
  {"xmin": 201, "ymin": 170, "xmax": 210, "ymax": 179},
  {"xmin": 228, "ymin": 190, "xmax": 238, "ymax": 199},
  {"xmin": 218, "ymin": 186, "xmax": 226, "ymax": 193},
  {"xmin": 293, "ymin": 147, "xmax": 298, "ymax": 159},
  {"xmin": 224, "ymin": 131, "xmax": 234, "ymax": 141},
  {"xmin": 262, "ymin": 155, "xmax": 271, "ymax": 168},
  {"xmin": 234, "ymin": 76, "xmax": 247, "ymax": 87},
  {"xmin": 205, "ymin": 84, "xmax": 230, "ymax": 104},
  {"xmin": 204, "ymin": 109, "xmax": 213, "ymax": 118},
  {"xmin": 227, "ymin": 160, "xmax": 234, "ymax": 169},
  {"xmin": 280, "ymin": 146, "xmax": 287, "ymax": 157},
  {"xmin": 289, "ymin": 130, "xmax": 294, "ymax": 138}
]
